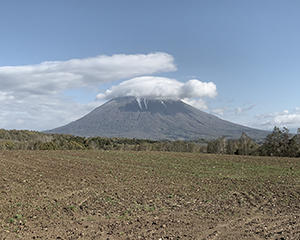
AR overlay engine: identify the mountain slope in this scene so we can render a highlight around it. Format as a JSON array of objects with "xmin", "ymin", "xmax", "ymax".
[{"xmin": 45, "ymin": 96, "xmax": 268, "ymax": 140}]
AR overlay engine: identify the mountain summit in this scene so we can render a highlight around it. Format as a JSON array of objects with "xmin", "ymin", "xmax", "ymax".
[{"xmin": 45, "ymin": 96, "xmax": 268, "ymax": 140}]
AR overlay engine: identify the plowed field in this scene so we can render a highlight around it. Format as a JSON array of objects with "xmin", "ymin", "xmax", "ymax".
[{"xmin": 1, "ymin": 150, "xmax": 300, "ymax": 239}]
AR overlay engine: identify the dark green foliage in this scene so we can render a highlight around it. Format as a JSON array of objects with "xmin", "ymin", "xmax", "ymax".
[
  {"xmin": 0, "ymin": 129, "xmax": 205, "ymax": 153},
  {"xmin": 207, "ymin": 137, "xmax": 226, "ymax": 154},
  {"xmin": 236, "ymin": 132, "xmax": 259, "ymax": 155},
  {"xmin": 207, "ymin": 129, "xmax": 297, "ymax": 157},
  {"xmin": 226, "ymin": 139, "xmax": 239, "ymax": 155},
  {"xmin": 5, "ymin": 141, "xmax": 14, "ymax": 150},
  {"xmin": 260, "ymin": 127, "xmax": 300, "ymax": 157},
  {"xmin": 68, "ymin": 141, "xmax": 85, "ymax": 150},
  {"xmin": 40, "ymin": 141, "xmax": 58, "ymax": 150},
  {"xmin": 1, "ymin": 127, "xmax": 300, "ymax": 158},
  {"xmin": 0, "ymin": 129, "xmax": 51, "ymax": 142}
]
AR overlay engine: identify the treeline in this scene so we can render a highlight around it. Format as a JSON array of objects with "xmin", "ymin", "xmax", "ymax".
[
  {"xmin": 207, "ymin": 127, "xmax": 300, "ymax": 157},
  {"xmin": 1, "ymin": 127, "xmax": 300, "ymax": 157},
  {"xmin": 0, "ymin": 129, "xmax": 207, "ymax": 152}
]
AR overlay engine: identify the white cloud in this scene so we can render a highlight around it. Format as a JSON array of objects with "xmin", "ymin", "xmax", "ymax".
[
  {"xmin": 235, "ymin": 107, "xmax": 243, "ymax": 114},
  {"xmin": 256, "ymin": 108, "xmax": 300, "ymax": 130},
  {"xmin": 96, "ymin": 76, "xmax": 218, "ymax": 109},
  {"xmin": 235, "ymin": 103, "xmax": 257, "ymax": 114},
  {"xmin": 0, "ymin": 93, "xmax": 102, "ymax": 131},
  {"xmin": 211, "ymin": 106, "xmax": 229, "ymax": 116},
  {"xmin": 97, "ymin": 76, "xmax": 182, "ymax": 100},
  {"xmin": 179, "ymin": 79, "xmax": 217, "ymax": 99},
  {"xmin": 0, "ymin": 52, "xmax": 176, "ymax": 96},
  {"xmin": 0, "ymin": 52, "xmax": 177, "ymax": 130},
  {"xmin": 210, "ymin": 102, "xmax": 257, "ymax": 117},
  {"xmin": 182, "ymin": 98, "xmax": 208, "ymax": 110}
]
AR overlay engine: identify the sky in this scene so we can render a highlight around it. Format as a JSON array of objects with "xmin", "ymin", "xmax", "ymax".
[{"xmin": 1, "ymin": 0, "xmax": 300, "ymax": 133}]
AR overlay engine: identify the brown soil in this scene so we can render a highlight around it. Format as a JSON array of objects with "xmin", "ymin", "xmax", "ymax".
[{"xmin": 0, "ymin": 150, "xmax": 300, "ymax": 239}]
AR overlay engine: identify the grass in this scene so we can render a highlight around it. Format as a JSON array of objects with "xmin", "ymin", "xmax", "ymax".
[
  {"xmin": 9, "ymin": 218, "xmax": 15, "ymax": 224},
  {"xmin": 15, "ymin": 214, "xmax": 22, "ymax": 220},
  {"xmin": 68, "ymin": 205, "xmax": 76, "ymax": 210}
]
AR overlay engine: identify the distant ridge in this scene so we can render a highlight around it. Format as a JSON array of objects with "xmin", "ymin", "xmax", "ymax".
[{"xmin": 45, "ymin": 96, "xmax": 269, "ymax": 140}]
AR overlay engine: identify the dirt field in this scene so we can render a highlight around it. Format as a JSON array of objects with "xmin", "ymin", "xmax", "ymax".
[{"xmin": 1, "ymin": 150, "xmax": 300, "ymax": 239}]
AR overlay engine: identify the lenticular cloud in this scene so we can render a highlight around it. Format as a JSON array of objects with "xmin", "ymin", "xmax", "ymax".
[
  {"xmin": 0, "ymin": 52, "xmax": 176, "ymax": 96},
  {"xmin": 97, "ymin": 77, "xmax": 182, "ymax": 100},
  {"xmin": 96, "ymin": 76, "xmax": 218, "ymax": 109}
]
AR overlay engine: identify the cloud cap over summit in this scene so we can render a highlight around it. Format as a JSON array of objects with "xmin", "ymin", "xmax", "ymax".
[{"xmin": 96, "ymin": 76, "xmax": 218, "ymax": 109}]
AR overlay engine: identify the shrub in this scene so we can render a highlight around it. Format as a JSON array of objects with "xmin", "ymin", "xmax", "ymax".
[{"xmin": 40, "ymin": 141, "xmax": 58, "ymax": 150}]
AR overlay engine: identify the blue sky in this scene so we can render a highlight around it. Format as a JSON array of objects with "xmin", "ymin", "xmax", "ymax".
[{"xmin": 1, "ymin": 0, "xmax": 300, "ymax": 132}]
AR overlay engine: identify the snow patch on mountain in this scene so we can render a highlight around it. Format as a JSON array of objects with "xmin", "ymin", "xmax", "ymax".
[{"xmin": 136, "ymin": 98, "xmax": 142, "ymax": 110}]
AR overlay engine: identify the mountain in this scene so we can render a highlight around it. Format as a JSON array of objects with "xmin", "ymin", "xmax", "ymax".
[{"xmin": 45, "ymin": 96, "xmax": 268, "ymax": 140}]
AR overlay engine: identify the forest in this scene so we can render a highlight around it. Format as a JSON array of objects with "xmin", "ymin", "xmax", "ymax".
[
  {"xmin": 0, "ymin": 127, "xmax": 299, "ymax": 157},
  {"xmin": 207, "ymin": 127, "xmax": 300, "ymax": 157}
]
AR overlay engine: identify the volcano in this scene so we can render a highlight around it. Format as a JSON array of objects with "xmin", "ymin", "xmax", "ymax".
[{"xmin": 45, "ymin": 96, "xmax": 268, "ymax": 140}]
